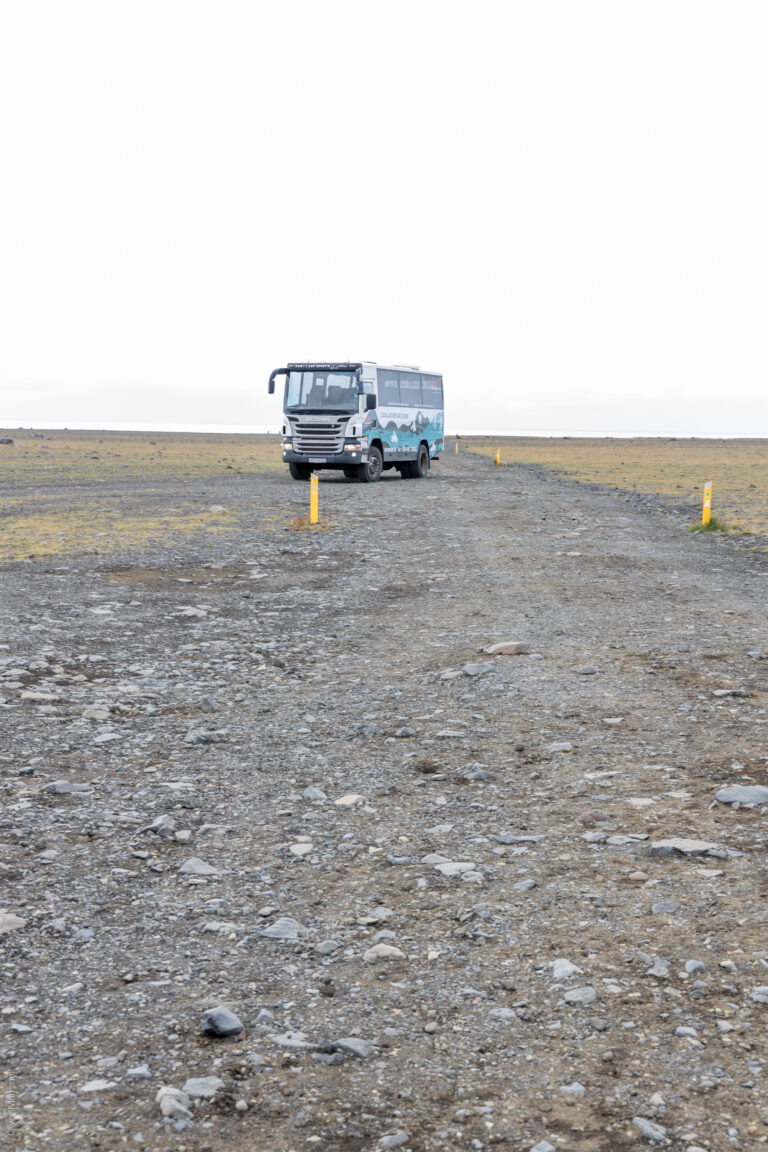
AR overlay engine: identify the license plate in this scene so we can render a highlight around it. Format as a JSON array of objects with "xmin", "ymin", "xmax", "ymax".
[{"xmin": 308, "ymin": 457, "xmax": 327, "ymax": 463}]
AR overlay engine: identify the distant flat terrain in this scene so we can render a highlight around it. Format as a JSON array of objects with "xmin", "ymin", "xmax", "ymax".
[{"xmin": 463, "ymin": 435, "xmax": 768, "ymax": 539}]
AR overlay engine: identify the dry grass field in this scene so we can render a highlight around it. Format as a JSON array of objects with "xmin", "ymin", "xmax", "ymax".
[
  {"xmin": 0, "ymin": 428, "xmax": 281, "ymax": 485},
  {"xmin": 0, "ymin": 429, "xmax": 283, "ymax": 562},
  {"xmin": 463, "ymin": 435, "xmax": 768, "ymax": 537}
]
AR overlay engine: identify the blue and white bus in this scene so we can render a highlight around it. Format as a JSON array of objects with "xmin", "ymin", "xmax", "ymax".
[{"xmin": 268, "ymin": 361, "xmax": 444, "ymax": 483}]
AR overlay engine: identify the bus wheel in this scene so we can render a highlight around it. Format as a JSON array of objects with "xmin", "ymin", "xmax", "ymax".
[
  {"xmin": 413, "ymin": 444, "xmax": 430, "ymax": 478},
  {"xmin": 289, "ymin": 462, "xmax": 312, "ymax": 481},
  {"xmin": 357, "ymin": 445, "xmax": 383, "ymax": 483}
]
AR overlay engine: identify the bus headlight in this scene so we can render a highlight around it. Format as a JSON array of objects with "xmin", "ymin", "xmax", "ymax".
[{"xmin": 283, "ymin": 441, "xmax": 293, "ymax": 451}]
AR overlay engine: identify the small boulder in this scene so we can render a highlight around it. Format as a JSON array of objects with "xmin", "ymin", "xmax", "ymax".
[
  {"xmin": 156, "ymin": 1085, "xmax": 192, "ymax": 1119},
  {"xmin": 716, "ymin": 784, "xmax": 768, "ymax": 807},
  {"xmin": 649, "ymin": 838, "xmax": 719, "ymax": 858},
  {"xmin": 201, "ymin": 1006, "xmax": 244, "ymax": 1037},
  {"xmin": 363, "ymin": 943, "xmax": 405, "ymax": 961},
  {"xmin": 183, "ymin": 1075, "xmax": 225, "ymax": 1098},
  {"xmin": 483, "ymin": 641, "xmax": 531, "ymax": 656}
]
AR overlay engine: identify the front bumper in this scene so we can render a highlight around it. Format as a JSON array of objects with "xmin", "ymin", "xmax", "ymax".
[{"xmin": 282, "ymin": 449, "xmax": 367, "ymax": 468}]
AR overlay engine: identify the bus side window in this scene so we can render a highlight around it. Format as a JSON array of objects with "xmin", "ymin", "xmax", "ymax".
[
  {"xmin": 423, "ymin": 375, "xmax": 442, "ymax": 408},
  {"xmin": 399, "ymin": 371, "xmax": 423, "ymax": 408},
  {"xmin": 377, "ymin": 368, "xmax": 400, "ymax": 405}
]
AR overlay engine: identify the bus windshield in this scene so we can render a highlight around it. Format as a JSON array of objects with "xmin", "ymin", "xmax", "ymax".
[{"xmin": 286, "ymin": 370, "xmax": 359, "ymax": 412}]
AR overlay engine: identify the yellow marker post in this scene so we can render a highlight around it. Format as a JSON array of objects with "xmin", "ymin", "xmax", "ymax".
[
  {"xmin": 702, "ymin": 481, "xmax": 712, "ymax": 526},
  {"xmin": 310, "ymin": 472, "xmax": 319, "ymax": 525},
  {"xmin": 455, "ymin": 439, "xmax": 459, "ymax": 455},
  {"xmin": 495, "ymin": 449, "xmax": 501, "ymax": 466}
]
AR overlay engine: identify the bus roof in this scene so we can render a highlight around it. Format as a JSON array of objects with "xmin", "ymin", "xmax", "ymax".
[{"xmin": 283, "ymin": 361, "xmax": 442, "ymax": 377}]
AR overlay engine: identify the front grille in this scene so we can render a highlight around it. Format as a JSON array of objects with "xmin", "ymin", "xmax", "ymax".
[{"xmin": 293, "ymin": 419, "xmax": 345, "ymax": 456}]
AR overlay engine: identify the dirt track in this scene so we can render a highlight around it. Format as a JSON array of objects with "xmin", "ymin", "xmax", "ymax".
[{"xmin": 1, "ymin": 448, "xmax": 767, "ymax": 1152}]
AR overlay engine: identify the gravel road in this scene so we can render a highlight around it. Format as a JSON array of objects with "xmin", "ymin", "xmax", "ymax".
[{"xmin": 1, "ymin": 450, "xmax": 767, "ymax": 1152}]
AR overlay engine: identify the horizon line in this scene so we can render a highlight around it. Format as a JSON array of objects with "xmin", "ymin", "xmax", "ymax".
[{"xmin": 1, "ymin": 421, "xmax": 766, "ymax": 440}]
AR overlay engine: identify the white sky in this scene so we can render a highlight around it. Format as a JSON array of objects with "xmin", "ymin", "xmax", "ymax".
[{"xmin": 1, "ymin": 1, "xmax": 766, "ymax": 435}]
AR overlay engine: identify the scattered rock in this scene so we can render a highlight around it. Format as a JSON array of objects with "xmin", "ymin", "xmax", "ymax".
[
  {"xmin": 363, "ymin": 944, "xmax": 405, "ymax": 961},
  {"xmin": 577, "ymin": 809, "xmax": 609, "ymax": 825},
  {"xmin": 434, "ymin": 861, "xmax": 477, "ymax": 877},
  {"xmin": 551, "ymin": 958, "xmax": 582, "ymax": 981},
  {"xmin": 201, "ymin": 1006, "xmax": 244, "ymax": 1037},
  {"xmin": 156, "ymin": 1085, "xmax": 192, "ymax": 1120},
  {"xmin": 632, "ymin": 1116, "xmax": 667, "ymax": 1142},
  {"xmin": 183, "ymin": 1075, "xmax": 225, "ymax": 1097},
  {"xmin": 563, "ymin": 986, "xmax": 596, "ymax": 1006},
  {"xmin": 462, "ymin": 662, "xmax": 495, "ymax": 676},
  {"xmin": 715, "ymin": 784, "xmax": 768, "ymax": 807},
  {"xmin": 79, "ymin": 1078, "xmax": 118, "ymax": 1093},
  {"xmin": 649, "ymin": 838, "xmax": 719, "ymax": 858},
  {"xmin": 651, "ymin": 900, "xmax": 680, "ymax": 915},
  {"xmin": 334, "ymin": 1037, "xmax": 376, "ymax": 1058},
  {"xmin": 483, "ymin": 641, "xmax": 531, "ymax": 655},
  {"xmin": 334, "ymin": 793, "xmax": 366, "ymax": 807},
  {"xmin": 0, "ymin": 913, "xmax": 26, "ymax": 935},
  {"xmin": 379, "ymin": 1132, "xmax": 410, "ymax": 1150},
  {"xmin": 42, "ymin": 780, "xmax": 92, "ymax": 795},
  {"xmin": 179, "ymin": 857, "xmax": 218, "ymax": 876},
  {"xmin": 258, "ymin": 916, "xmax": 305, "ymax": 940}
]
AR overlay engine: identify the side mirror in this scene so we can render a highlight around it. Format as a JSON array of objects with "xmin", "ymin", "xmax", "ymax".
[
  {"xmin": 366, "ymin": 393, "xmax": 377, "ymax": 411},
  {"xmin": 268, "ymin": 368, "xmax": 287, "ymax": 395}
]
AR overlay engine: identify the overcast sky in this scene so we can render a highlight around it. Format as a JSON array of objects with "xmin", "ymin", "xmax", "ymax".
[{"xmin": 1, "ymin": 1, "xmax": 766, "ymax": 435}]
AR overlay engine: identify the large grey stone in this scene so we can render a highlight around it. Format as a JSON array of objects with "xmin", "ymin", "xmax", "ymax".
[
  {"xmin": 156, "ymin": 1085, "xmax": 192, "ymax": 1119},
  {"xmin": 483, "ymin": 641, "xmax": 531, "ymax": 655},
  {"xmin": 258, "ymin": 916, "xmax": 304, "ymax": 940},
  {"xmin": 179, "ymin": 857, "xmax": 218, "ymax": 876},
  {"xmin": 201, "ymin": 1006, "xmax": 244, "ymax": 1036},
  {"xmin": 183, "ymin": 1075, "xmax": 224, "ymax": 1097},
  {"xmin": 649, "ymin": 838, "xmax": 718, "ymax": 858},
  {"xmin": 0, "ymin": 913, "xmax": 26, "ymax": 935},
  {"xmin": 563, "ymin": 986, "xmax": 596, "ymax": 1006},
  {"xmin": 334, "ymin": 1036, "xmax": 376, "ymax": 1058},
  {"xmin": 716, "ymin": 785, "xmax": 768, "ymax": 807},
  {"xmin": 551, "ymin": 958, "xmax": 582, "ymax": 981},
  {"xmin": 632, "ymin": 1116, "xmax": 667, "ymax": 1142},
  {"xmin": 42, "ymin": 780, "xmax": 92, "ymax": 795}
]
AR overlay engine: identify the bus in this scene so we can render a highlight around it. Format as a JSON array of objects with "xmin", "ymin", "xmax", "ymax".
[{"xmin": 268, "ymin": 361, "xmax": 444, "ymax": 483}]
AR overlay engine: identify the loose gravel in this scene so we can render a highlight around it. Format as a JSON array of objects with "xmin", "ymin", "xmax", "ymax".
[{"xmin": 1, "ymin": 450, "xmax": 767, "ymax": 1152}]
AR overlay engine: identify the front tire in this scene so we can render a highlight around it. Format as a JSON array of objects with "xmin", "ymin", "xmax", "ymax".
[
  {"xmin": 289, "ymin": 462, "xmax": 311, "ymax": 481},
  {"xmin": 356, "ymin": 445, "xmax": 383, "ymax": 483}
]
